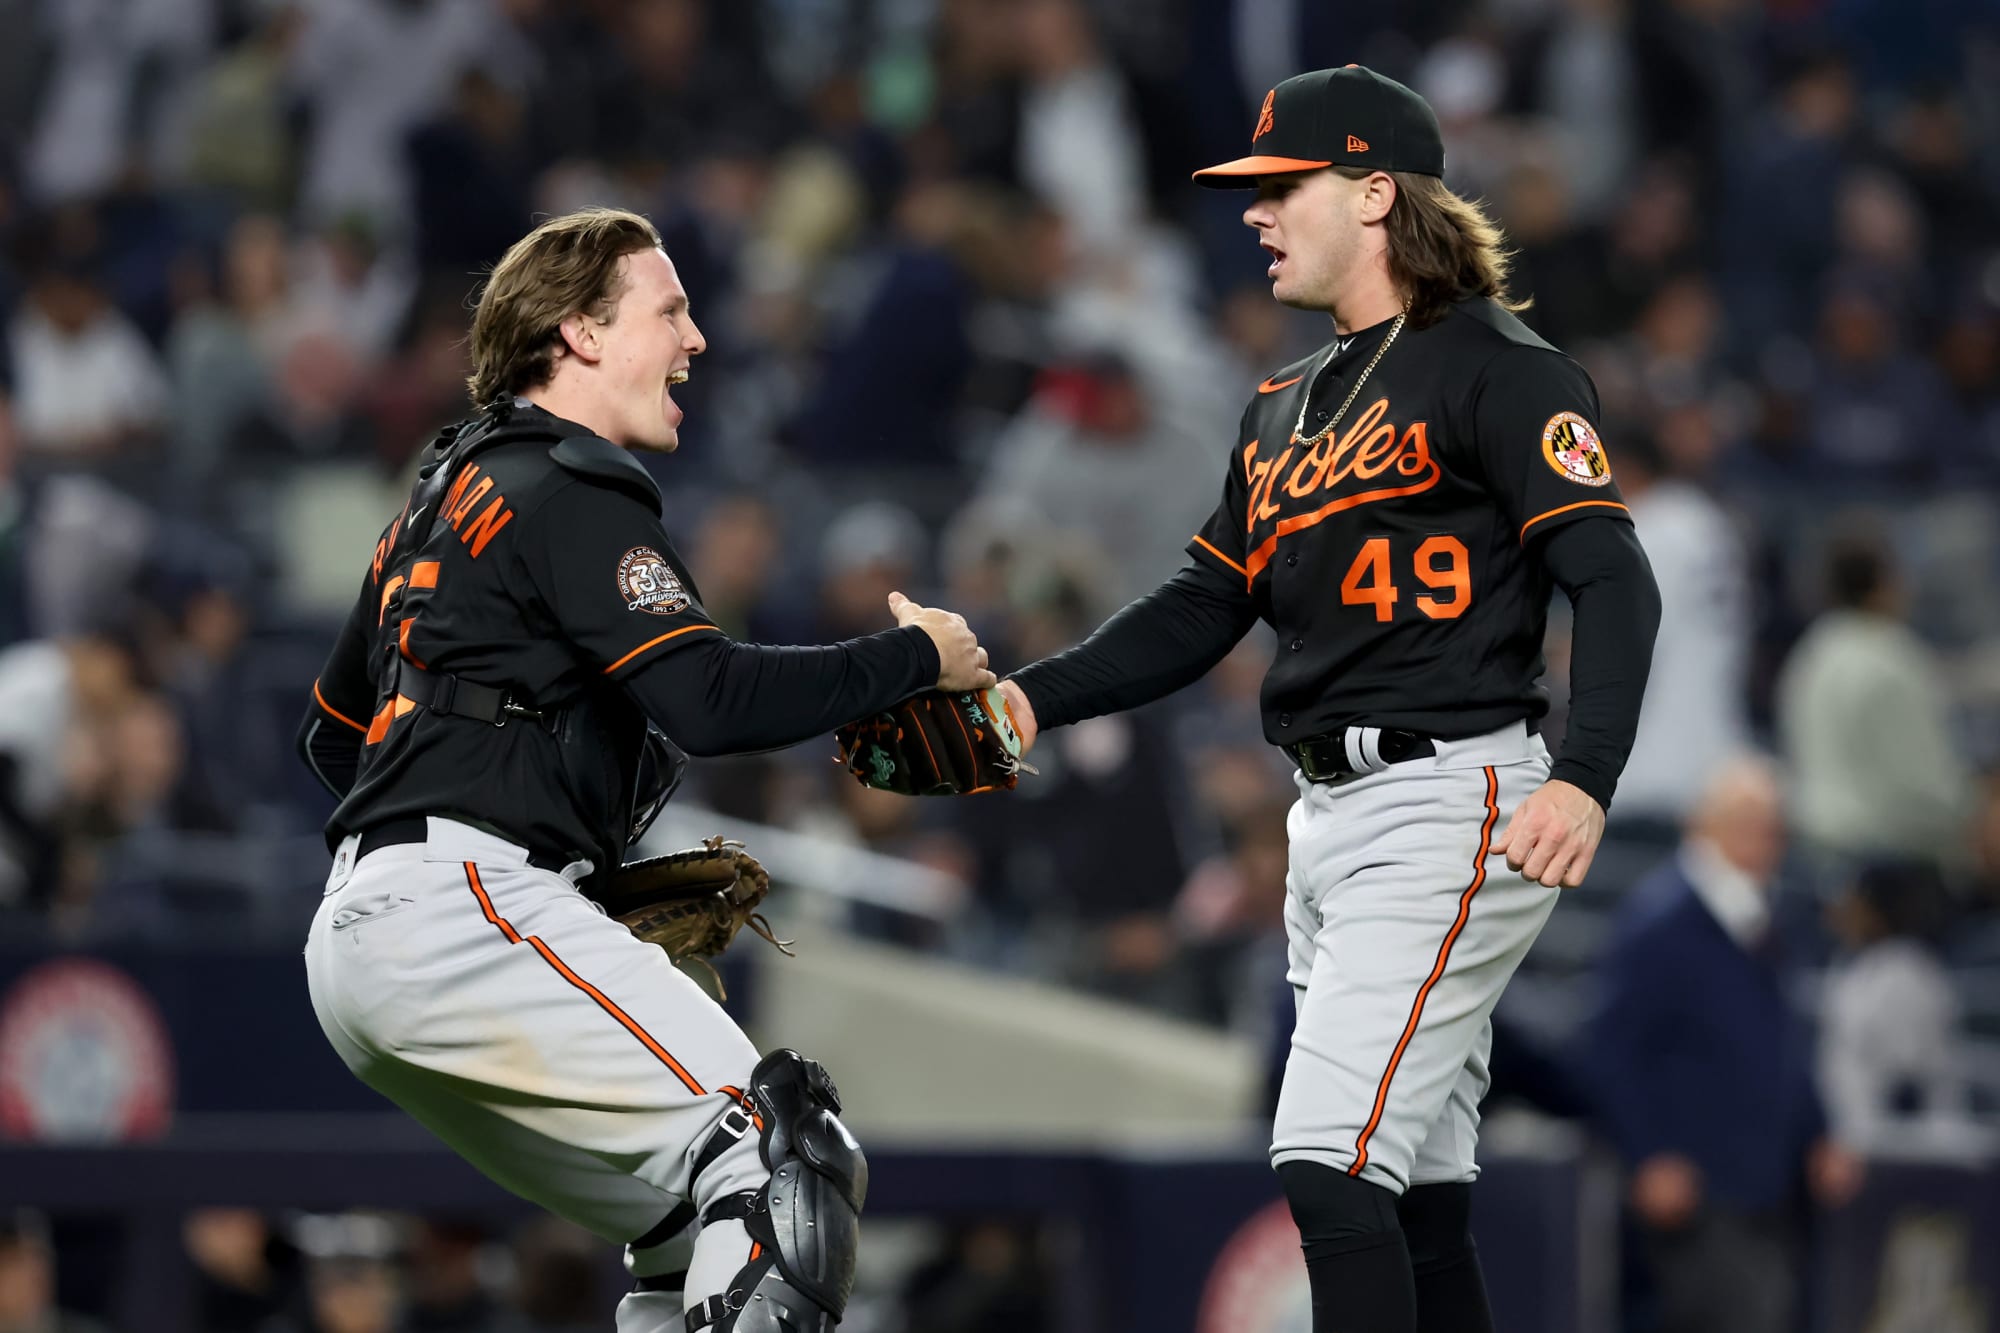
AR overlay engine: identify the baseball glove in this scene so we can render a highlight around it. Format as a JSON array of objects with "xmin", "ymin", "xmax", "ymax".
[
  {"xmin": 835, "ymin": 685, "xmax": 1033, "ymax": 796},
  {"xmin": 584, "ymin": 837, "xmax": 791, "ymax": 994}
]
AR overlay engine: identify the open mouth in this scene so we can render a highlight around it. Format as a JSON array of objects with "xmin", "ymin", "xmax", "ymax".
[
  {"xmin": 664, "ymin": 368, "xmax": 690, "ymax": 425},
  {"xmin": 1262, "ymin": 242, "xmax": 1287, "ymax": 278}
]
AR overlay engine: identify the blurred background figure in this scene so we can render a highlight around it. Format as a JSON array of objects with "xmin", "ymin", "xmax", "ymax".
[
  {"xmin": 508, "ymin": 1218, "xmax": 600, "ymax": 1333},
  {"xmin": 183, "ymin": 1207, "xmax": 302, "ymax": 1333},
  {"xmin": 0, "ymin": 1210, "xmax": 106, "ymax": 1333},
  {"xmin": 1606, "ymin": 428, "xmax": 1751, "ymax": 836},
  {"xmin": 1819, "ymin": 860, "xmax": 1979, "ymax": 1152},
  {"xmin": 1778, "ymin": 525, "xmax": 1971, "ymax": 873},
  {"xmin": 1578, "ymin": 756, "xmax": 1862, "ymax": 1333}
]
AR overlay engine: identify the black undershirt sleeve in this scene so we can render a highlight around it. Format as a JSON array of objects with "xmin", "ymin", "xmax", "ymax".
[
  {"xmin": 1008, "ymin": 558, "xmax": 1259, "ymax": 730},
  {"xmin": 1537, "ymin": 518, "xmax": 1660, "ymax": 812},
  {"xmin": 620, "ymin": 627, "xmax": 941, "ymax": 756},
  {"xmin": 295, "ymin": 539, "xmax": 385, "ymax": 798}
]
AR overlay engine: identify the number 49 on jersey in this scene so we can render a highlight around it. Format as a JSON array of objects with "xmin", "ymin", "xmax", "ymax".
[{"xmin": 1339, "ymin": 536, "xmax": 1470, "ymax": 622}]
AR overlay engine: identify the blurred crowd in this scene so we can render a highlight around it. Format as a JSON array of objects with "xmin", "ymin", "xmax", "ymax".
[
  {"xmin": 2, "ymin": 1204, "xmax": 1056, "ymax": 1333},
  {"xmin": 1, "ymin": 0, "xmax": 1999, "ymax": 1325}
]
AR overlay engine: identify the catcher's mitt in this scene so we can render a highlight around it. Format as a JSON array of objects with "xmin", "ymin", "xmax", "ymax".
[
  {"xmin": 835, "ymin": 685, "xmax": 1033, "ymax": 796},
  {"xmin": 584, "ymin": 837, "xmax": 791, "ymax": 994}
]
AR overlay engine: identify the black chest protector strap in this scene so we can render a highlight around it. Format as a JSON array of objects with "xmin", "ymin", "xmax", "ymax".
[
  {"xmin": 394, "ymin": 657, "xmax": 555, "ymax": 729},
  {"xmin": 381, "ymin": 405, "xmax": 560, "ymax": 731}
]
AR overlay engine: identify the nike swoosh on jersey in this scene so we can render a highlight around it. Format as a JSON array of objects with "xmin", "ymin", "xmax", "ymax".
[{"xmin": 1257, "ymin": 374, "xmax": 1304, "ymax": 393}]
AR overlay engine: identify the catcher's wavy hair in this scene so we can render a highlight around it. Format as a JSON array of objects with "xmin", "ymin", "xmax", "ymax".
[
  {"xmin": 466, "ymin": 207, "xmax": 663, "ymax": 406},
  {"xmin": 1333, "ymin": 166, "xmax": 1529, "ymax": 329}
]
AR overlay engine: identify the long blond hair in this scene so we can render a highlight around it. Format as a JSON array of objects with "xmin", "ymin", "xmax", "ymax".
[{"xmin": 1335, "ymin": 167, "xmax": 1529, "ymax": 328}]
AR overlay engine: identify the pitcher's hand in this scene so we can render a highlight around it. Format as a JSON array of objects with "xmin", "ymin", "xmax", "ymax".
[
  {"xmin": 1492, "ymin": 779, "xmax": 1604, "ymax": 888},
  {"xmin": 996, "ymin": 679, "xmax": 1039, "ymax": 753}
]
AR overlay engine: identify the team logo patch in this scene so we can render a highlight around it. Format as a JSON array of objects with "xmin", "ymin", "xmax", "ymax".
[
  {"xmin": 616, "ymin": 547, "xmax": 690, "ymax": 615},
  {"xmin": 1541, "ymin": 412, "xmax": 1613, "ymax": 487}
]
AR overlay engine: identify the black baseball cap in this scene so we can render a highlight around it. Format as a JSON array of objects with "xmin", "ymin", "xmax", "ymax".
[{"xmin": 1194, "ymin": 66, "xmax": 1445, "ymax": 187}]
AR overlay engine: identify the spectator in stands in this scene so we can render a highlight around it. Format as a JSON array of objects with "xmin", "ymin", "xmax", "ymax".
[
  {"xmin": 1777, "ymin": 525, "xmax": 1971, "ymax": 871},
  {"xmin": 1719, "ymin": 49, "xmax": 1857, "ymax": 355},
  {"xmin": 1610, "ymin": 430, "xmax": 1750, "ymax": 833},
  {"xmin": 286, "ymin": 1253, "xmax": 401, "ymax": 1333},
  {"xmin": 1820, "ymin": 860, "xmax": 1978, "ymax": 1151},
  {"xmin": 288, "ymin": 0, "xmax": 528, "ymax": 234},
  {"xmin": 181, "ymin": 2, "xmax": 305, "ymax": 211},
  {"xmin": 165, "ymin": 213, "xmax": 290, "ymax": 481},
  {"xmin": 791, "ymin": 175, "xmax": 981, "ymax": 477},
  {"xmin": 945, "ymin": 570, "xmax": 1189, "ymax": 993},
  {"xmin": 1496, "ymin": 154, "xmax": 1598, "ymax": 347},
  {"xmin": 1014, "ymin": 0, "xmax": 1146, "ymax": 271},
  {"xmin": 509, "ymin": 1218, "xmax": 598, "ymax": 1333},
  {"xmin": 0, "ymin": 1209, "xmax": 107, "ymax": 1333},
  {"xmin": 1935, "ymin": 297, "xmax": 2000, "ymax": 483},
  {"xmin": 1805, "ymin": 275, "xmax": 1956, "ymax": 485},
  {"xmin": 0, "ymin": 632, "xmax": 138, "ymax": 915},
  {"xmin": 406, "ymin": 70, "xmax": 536, "ymax": 277},
  {"xmin": 812, "ymin": 498, "xmax": 931, "ymax": 642},
  {"xmin": 968, "ymin": 348, "xmax": 1219, "ymax": 618},
  {"xmin": 140, "ymin": 551, "xmax": 255, "ymax": 832},
  {"xmin": 1584, "ymin": 157, "xmax": 1708, "ymax": 344},
  {"xmin": 1830, "ymin": 167, "xmax": 1931, "ymax": 325},
  {"xmin": 900, "ymin": 1220, "xmax": 1053, "ymax": 1333},
  {"xmin": 1578, "ymin": 755, "xmax": 1861, "ymax": 1333},
  {"xmin": 7, "ymin": 256, "xmax": 168, "ymax": 458},
  {"xmin": 1628, "ymin": 272, "xmax": 1729, "ymax": 413},
  {"xmin": 404, "ymin": 1219, "xmax": 503, "ymax": 1333},
  {"xmin": 182, "ymin": 1208, "xmax": 301, "ymax": 1333},
  {"xmin": 1173, "ymin": 793, "xmax": 1289, "ymax": 1029}
]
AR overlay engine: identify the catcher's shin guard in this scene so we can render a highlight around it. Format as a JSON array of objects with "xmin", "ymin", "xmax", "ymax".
[{"xmin": 685, "ymin": 1049, "xmax": 866, "ymax": 1331}]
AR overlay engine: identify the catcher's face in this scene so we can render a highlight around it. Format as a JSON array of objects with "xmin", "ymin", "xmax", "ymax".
[
  {"xmin": 585, "ymin": 247, "xmax": 707, "ymax": 453},
  {"xmin": 1243, "ymin": 169, "xmax": 1385, "ymax": 315}
]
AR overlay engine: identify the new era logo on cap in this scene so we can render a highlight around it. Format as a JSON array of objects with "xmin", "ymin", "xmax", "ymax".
[{"xmin": 1192, "ymin": 65, "xmax": 1445, "ymax": 187}]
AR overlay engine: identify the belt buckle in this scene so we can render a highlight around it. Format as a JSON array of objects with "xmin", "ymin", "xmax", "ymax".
[{"xmin": 1295, "ymin": 735, "xmax": 1344, "ymax": 783}]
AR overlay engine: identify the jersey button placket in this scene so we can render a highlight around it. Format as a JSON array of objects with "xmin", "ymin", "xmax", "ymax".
[
  {"xmin": 1285, "ymin": 553, "xmax": 1299, "ymax": 567},
  {"xmin": 1279, "ymin": 713, "xmax": 1292, "ymax": 728},
  {"xmin": 1290, "ymin": 638, "xmax": 1304, "ymax": 652}
]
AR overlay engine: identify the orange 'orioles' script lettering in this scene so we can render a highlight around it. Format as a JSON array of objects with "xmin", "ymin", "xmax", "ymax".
[{"xmin": 1237, "ymin": 398, "xmax": 1441, "ymax": 587}]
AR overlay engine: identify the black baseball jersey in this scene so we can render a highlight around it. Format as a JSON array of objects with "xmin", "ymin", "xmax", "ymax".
[
  {"xmin": 1188, "ymin": 297, "xmax": 1630, "ymax": 744},
  {"xmin": 300, "ymin": 402, "xmax": 937, "ymax": 873}
]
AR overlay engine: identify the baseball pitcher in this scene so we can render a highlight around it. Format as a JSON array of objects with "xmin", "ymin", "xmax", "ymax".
[{"xmin": 840, "ymin": 68, "xmax": 1662, "ymax": 1333}]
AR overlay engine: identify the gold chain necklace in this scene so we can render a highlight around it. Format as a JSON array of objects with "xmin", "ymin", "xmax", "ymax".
[{"xmin": 1291, "ymin": 308, "xmax": 1408, "ymax": 446}]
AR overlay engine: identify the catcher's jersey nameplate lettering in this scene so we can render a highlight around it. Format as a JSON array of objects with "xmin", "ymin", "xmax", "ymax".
[
  {"xmin": 1540, "ymin": 411, "xmax": 1612, "ymax": 487},
  {"xmin": 618, "ymin": 547, "xmax": 692, "ymax": 615}
]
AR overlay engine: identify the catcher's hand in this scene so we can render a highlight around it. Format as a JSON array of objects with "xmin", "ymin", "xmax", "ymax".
[
  {"xmin": 583, "ymin": 838, "xmax": 791, "ymax": 992},
  {"xmin": 835, "ymin": 685, "xmax": 1034, "ymax": 796}
]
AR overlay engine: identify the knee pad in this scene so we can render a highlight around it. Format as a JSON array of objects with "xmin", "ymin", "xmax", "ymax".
[
  {"xmin": 686, "ymin": 1049, "xmax": 866, "ymax": 1332},
  {"xmin": 1396, "ymin": 1182, "xmax": 1475, "ymax": 1273},
  {"xmin": 1277, "ymin": 1160, "xmax": 1403, "ymax": 1262}
]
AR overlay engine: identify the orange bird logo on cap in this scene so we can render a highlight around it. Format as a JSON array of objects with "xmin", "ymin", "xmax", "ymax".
[{"xmin": 1253, "ymin": 90, "xmax": 1276, "ymax": 141}]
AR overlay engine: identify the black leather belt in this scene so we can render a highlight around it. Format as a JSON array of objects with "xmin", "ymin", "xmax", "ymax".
[
  {"xmin": 355, "ymin": 816, "xmax": 571, "ymax": 874},
  {"xmin": 1285, "ymin": 727, "xmax": 1437, "ymax": 783}
]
